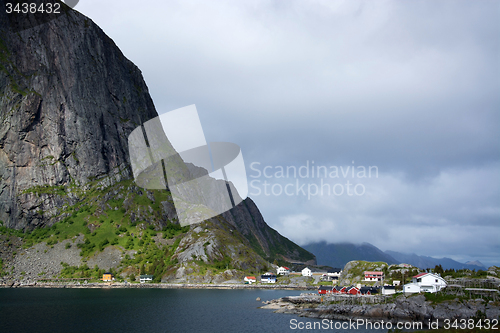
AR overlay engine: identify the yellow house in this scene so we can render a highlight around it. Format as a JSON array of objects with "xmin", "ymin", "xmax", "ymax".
[{"xmin": 102, "ymin": 273, "xmax": 114, "ymax": 282}]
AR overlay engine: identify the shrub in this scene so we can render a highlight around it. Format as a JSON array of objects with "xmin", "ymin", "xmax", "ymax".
[{"xmin": 99, "ymin": 239, "xmax": 109, "ymax": 251}]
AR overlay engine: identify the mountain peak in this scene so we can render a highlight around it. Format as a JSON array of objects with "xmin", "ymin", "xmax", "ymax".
[{"xmin": 465, "ymin": 260, "xmax": 485, "ymax": 268}]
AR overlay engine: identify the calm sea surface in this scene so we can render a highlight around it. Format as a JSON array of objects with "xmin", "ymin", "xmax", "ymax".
[{"xmin": 0, "ymin": 288, "xmax": 386, "ymax": 333}]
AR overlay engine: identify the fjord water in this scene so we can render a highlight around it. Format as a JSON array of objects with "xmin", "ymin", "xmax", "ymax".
[{"xmin": 0, "ymin": 288, "xmax": 380, "ymax": 333}]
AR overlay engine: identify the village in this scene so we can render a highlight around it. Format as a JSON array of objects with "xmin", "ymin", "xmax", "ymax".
[
  {"xmin": 72, "ymin": 260, "xmax": 499, "ymax": 302},
  {"xmin": 242, "ymin": 265, "xmax": 449, "ymax": 296}
]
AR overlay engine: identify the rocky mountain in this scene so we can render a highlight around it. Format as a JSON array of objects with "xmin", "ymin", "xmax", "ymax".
[
  {"xmin": 0, "ymin": 0, "xmax": 157, "ymax": 229},
  {"xmin": 0, "ymin": 0, "xmax": 314, "ymax": 283},
  {"xmin": 222, "ymin": 199, "xmax": 315, "ymax": 265},
  {"xmin": 303, "ymin": 242, "xmax": 397, "ymax": 268},
  {"xmin": 303, "ymin": 240, "xmax": 487, "ymax": 272},
  {"xmin": 386, "ymin": 251, "xmax": 486, "ymax": 271},
  {"xmin": 465, "ymin": 260, "xmax": 486, "ymax": 269}
]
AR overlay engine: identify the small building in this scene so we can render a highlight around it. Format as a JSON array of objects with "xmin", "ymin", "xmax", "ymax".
[
  {"xmin": 244, "ymin": 276, "xmax": 257, "ymax": 284},
  {"xmin": 102, "ymin": 272, "xmax": 114, "ymax": 282},
  {"xmin": 140, "ymin": 275, "xmax": 154, "ymax": 283},
  {"xmin": 261, "ymin": 274, "xmax": 277, "ymax": 283},
  {"xmin": 364, "ymin": 271, "xmax": 383, "ymax": 281},
  {"xmin": 392, "ymin": 280, "xmax": 401, "ymax": 286},
  {"xmin": 277, "ymin": 266, "xmax": 290, "ymax": 275},
  {"xmin": 403, "ymin": 273, "xmax": 447, "ymax": 294},
  {"xmin": 339, "ymin": 286, "xmax": 348, "ymax": 294},
  {"xmin": 332, "ymin": 286, "xmax": 343, "ymax": 294},
  {"xmin": 346, "ymin": 286, "xmax": 360, "ymax": 295},
  {"xmin": 301, "ymin": 267, "xmax": 312, "ymax": 277},
  {"xmin": 360, "ymin": 286, "xmax": 379, "ymax": 295},
  {"xmin": 327, "ymin": 269, "xmax": 342, "ymax": 278},
  {"xmin": 382, "ymin": 285, "xmax": 396, "ymax": 295},
  {"xmin": 318, "ymin": 285, "xmax": 333, "ymax": 295}
]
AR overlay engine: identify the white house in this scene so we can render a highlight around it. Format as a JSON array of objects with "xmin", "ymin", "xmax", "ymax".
[
  {"xmin": 327, "ymin": 270, "xmax": 342, "ymax": 278},
  {"xmin": 277, "ymin": 266, "xmax": 290, "ymax": 275},
  {"xmin": 302, "ymin": 267, "xmax": 312, "ymax": 277},
  {"xmin": 139, "ymin": 275, "xmax": 154, "ymax": 283},
  {"xmin": 261, "ymin": 273, "xmax": 277, "ymax": 283},
  {"xmin": 403, "ymin": 273, "xmax": 447, "ymax": 294},
  {"xmin": 364, "ymin": 271, "xmax": 383, "ymax": 281},
  {"xmin": 382, "ymin": 285, "xmax": 396, "ymax": 295},
  {"xmin": 244, "ymin": 276, "xmax": 257, "ymax": 284}
]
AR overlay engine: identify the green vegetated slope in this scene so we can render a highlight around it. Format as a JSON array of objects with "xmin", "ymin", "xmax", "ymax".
[
  {"xmin": 0, "ymin": 3, "xmax": 308, "ymax": 283},
  {"xmin": 340, "ymin": 260, "xmax": 389, "ymax": 286},
  {"xmin": 340, "ymin": 260, "xmax": 424, "ymax": 285},
  {"xmin": 0, "ymin": 177, "xmax": 270, "ymax": 282}
]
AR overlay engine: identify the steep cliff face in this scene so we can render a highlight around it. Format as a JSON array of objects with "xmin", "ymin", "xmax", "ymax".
[
  {"xmin": 0, "ymin": 1, "xmax": 157, "ymax": 229},
  {"xmin": 0, "ymin": 1, "xmax": 315, "ymax": 281},
  {"xmin": 223, "ymin": 199, "xmax": 316, "ymax": 265}
]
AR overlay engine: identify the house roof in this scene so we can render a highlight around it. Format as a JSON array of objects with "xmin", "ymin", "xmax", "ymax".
[
  {"xmin": 245, "ymin": 276, "xmax": 256, "ymax": 279},
  {"xmin": 140, "ymin": 275, "xmax": 154, "ymax": 278},
  {"xmin": 364, "ymin": 271, "xmax": 383, "ymax": 275},
  {"xmin": 319, "ymin": 285, "xmax": 333, "ymax": 290},
  {"xmin": 413, "ymin": 272, "xmax": 429, "ymax": 278},
  {"xmin": 282, "ymin": 267, "xmax": 290, "ymax": 270}
]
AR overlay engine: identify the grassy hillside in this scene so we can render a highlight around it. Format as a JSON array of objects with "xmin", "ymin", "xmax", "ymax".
[{"xmin": 0, "ymin": 177, "xmax": 271, "ymax": 282}]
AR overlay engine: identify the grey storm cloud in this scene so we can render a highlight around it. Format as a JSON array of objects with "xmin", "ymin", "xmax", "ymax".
[{"xmin": 77, "ymin": 0, "xmax": 499, "ymax": 266}]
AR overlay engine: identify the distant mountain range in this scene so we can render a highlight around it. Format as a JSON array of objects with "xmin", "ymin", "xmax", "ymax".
[
  {"xmin": 304, "ymin": 242, "xmax": 487, "ymax": 270},
  {"xmin": 385, "ymin": 251, "xmax": 486, "ymax": 271},
  {"xmin": 302, "ymin": 242, "xmax": 398, "ymax": 269}
]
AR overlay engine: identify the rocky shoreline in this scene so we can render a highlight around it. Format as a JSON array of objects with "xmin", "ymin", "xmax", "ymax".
[
  {"xmin": 261, "ymin": 294, "xmax": 500, "ymax": 328},
  {"xmin": 0, "ymin": 281, "xmax": 317, "ymax": 290}
]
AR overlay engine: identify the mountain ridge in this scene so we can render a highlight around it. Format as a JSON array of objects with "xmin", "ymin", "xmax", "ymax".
[
  {"xmin": 0, "ymin": 1, "xmax": 314, "ymax": 283},
  {"xmin": 303, "ymin": 241, "xmax": 487, "ymax": 271},
  {"xmin": 302, "ymin": 241, "xmax": 397, "ymax": 269},
  {"xmin": 386, "ymin": 250, "xmax": 486, "ymax": 271}
]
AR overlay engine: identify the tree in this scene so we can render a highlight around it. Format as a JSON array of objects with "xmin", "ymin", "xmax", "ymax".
[{"xmin": 140, "ymin": 264, "xmax": 145, "ymax": 275}]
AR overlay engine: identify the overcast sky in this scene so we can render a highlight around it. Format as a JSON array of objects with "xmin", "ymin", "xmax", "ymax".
[{"xmin": 75, "ymin": 0, "xmax": 499, "ymax": 267}]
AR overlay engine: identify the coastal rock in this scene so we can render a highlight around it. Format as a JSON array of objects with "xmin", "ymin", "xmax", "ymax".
[{"xmin": 264, "ymin": 294, "xmax": 500, "ymax": 327}]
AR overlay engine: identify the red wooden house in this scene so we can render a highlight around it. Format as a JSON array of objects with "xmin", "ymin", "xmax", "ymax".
[{"xmin": 346, "ymin": 286, "xmax": 360, "ymax": 295}]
